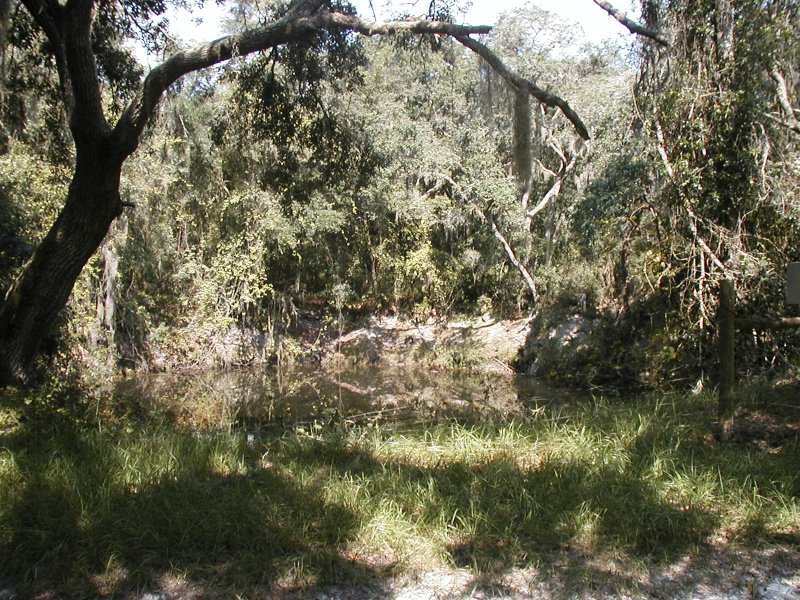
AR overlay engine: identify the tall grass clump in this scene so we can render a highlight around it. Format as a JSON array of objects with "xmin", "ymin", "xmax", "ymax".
[{"xmin": 0, "ymin": 384, "xmax": 797, "ymax": 597}]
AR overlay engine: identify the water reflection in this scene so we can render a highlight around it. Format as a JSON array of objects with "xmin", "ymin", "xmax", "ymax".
[{"xmin": 113, "ymin": 365, "xmax": 573, "ymax": 430}]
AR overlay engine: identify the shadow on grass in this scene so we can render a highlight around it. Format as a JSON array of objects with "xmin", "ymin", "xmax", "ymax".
[
  {"xmin": 0, "ymin": 389, "xmax": 798, "ymax": 598},
  {"xmin": 286, "ymin": 435, "xmax": 717, "ymax": 567},
  {"xmin": 0, "ymin": 409, "xmax": 376, "ymax": 598}
]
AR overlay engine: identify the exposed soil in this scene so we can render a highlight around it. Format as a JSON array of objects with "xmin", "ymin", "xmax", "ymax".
[
  {"xmin": 317, "ymin": 315, "xmax": 532, "ymax": 374},
  {"xmin": 358, "ymin": 545, "xmax": 799, "ymax": 600},
  {"xmin": 61, "ymin": 545, "xmax": 798, "ymax": 599}
]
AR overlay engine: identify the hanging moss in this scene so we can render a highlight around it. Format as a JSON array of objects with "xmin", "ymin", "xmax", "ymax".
[{"xmin": 511, "ymin": 88, "xmax": 532, "ymax": 192}]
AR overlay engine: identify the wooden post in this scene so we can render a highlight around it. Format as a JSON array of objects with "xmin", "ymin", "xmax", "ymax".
[{"xmin": 718, "ymin": 279, "xmax": 735, "ymax": 440}]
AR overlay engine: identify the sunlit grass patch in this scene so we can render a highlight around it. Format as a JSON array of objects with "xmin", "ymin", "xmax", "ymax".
[{"xmin": 0, "ymin": 386, "xmax": 797, "ymax": 596}]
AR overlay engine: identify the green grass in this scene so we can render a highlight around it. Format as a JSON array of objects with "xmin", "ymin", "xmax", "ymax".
[{"xmin": 0, "ymin": 384, "xmax": 798, "ymax": 597}]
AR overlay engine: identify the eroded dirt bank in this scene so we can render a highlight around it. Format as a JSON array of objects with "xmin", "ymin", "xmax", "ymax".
[
  {"xmin": 316, "ymin": 315, "xmax": 532, "ymax": 374},
  {"xmin": 177, "ymin": 313, "xmax": 537, "ymax": 374}
]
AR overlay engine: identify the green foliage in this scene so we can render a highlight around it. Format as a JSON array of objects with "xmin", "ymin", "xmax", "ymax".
[
  {"xmin": 538, "ymin": 260, "xmax": 604, "ymax": 313},
  {"xmin": 4, "ymin": 0, "xmax": 798, "ymax": 384},
  {"xmin": 541, "ymin": 0, "xmax": 800, "ymax": 384},
  {"xmin": 76, "ymin": 15, "xmax": 647, "ymax": 373},
  {"xmin": 0, "ymin": 143, "xmax": 69, "ymax": 291}
]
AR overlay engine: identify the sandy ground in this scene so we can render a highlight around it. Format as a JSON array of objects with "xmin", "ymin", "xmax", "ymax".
[
  {"xmin": 306, "ymin": 547, "xmax": 799, "ymax": 600},
  {"xmin": 103, "ymin": 545, "xmax": 799, "ymax": 599}
]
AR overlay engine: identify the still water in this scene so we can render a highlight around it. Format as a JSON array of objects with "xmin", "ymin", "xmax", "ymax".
[{"xmin": 113, "ymin": 365, "xmax": 572, "ymax": 430}]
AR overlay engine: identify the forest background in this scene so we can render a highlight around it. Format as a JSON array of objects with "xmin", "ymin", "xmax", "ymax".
[{"xmin": 1, "ymin": 0, "xmax": 799, "ymax": 389}]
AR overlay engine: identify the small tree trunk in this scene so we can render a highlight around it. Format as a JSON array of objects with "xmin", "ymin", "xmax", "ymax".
[
  {"xmin": 490, "ymin": 220, "xmax": 538, "ymax": 305},
  {"xmin": 718, "ymin": 278, "xmax": 735, "ymax": 440},
  {"xmin": 0, "ymin": 150, "xmax": 123, "ymax": 385},
  {"xmin": 715, "ymin": 0, "xmax": 734, "ymax": 67},
  {"xmin": 0, "ymin": 0, "xmax": 11, "ymax": 152}
]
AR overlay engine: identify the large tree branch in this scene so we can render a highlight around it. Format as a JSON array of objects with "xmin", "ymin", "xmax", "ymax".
[
  {"xmin": 591, "ymin": 0, "xmax": 669, "ymax": 46},
  {"xmin": 113, "ymin": 11, "xmax": 494, "ymax": 153},
  {"xmin": 285, "ymin": 0, "xmax": 328, "ymax": 18},
  {"xmin": 63, "ymin": 0, "xmax": 110, "ymax": 147},
  {"xmin": 19, "ymin": 0, "xmax": 61, "ymax": 42},
  {"xmin": 114, "ymin": 14, "xmax": 318, "ymax": 153},
  {"xmin": 19, "ymin": 0, "xmax": 74, "ymax": 117},
  {"xmin": 20, "ymin": 0, "xmax": 109, "ymax": 147},
  {"xmin": 454, "ymin": 34, "xmax": 589, "ymax": 140},
  {"xmin": 322, "ymin": 11, "xmax": 490, "ymax": 37}
]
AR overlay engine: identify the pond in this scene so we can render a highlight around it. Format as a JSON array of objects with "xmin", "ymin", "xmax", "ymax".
[{"xmin": 112, "ymin": 364, "xmax": 577, "ymax": 431}]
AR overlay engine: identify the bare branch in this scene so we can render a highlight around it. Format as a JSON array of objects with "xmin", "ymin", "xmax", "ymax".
[
  {"xmin": 526, "ymin": 180, "xmax": 562, "ymax": 224},
  {"xmin": 654, "ymin": 118, "xmax": 675, "ymax": 178},
  {"xmin": 653, "ymin": 115, "xmax": 736, "ymax": 278},
  {"xmin": 686, "ymin": 207, "xmax": 735, "ymax": 279},
  {"xmin": 490, "ymin": 219, "xmax": 538, "ymax": 304},
  {"xmin": 471, "ymin": 207, "xmax": 539, "ymax": 304},
  {"xmin": 770, "ymin": 66, "xmax": 800, "ymax": 133},
  {"xmin": 114, "ymin": 12, "xmax": 495, "ymax": 152},
  {"xmin": 454, "ymin": 34, "xmax": 590, "ymax": 140},
  {"xmin": 737, "ymin": 316, "xmax": 800, "ymax": 330},
  {"xmin": 525, "ymin": 144, "xmax": 585, "ymax": 230},
  {"xmin": 764, "ymin": 112, "xmax": 800, "ymax": 135},
  {"xmin": 591, "ymin": 0, "xmax": 669, "ymax": 46}
]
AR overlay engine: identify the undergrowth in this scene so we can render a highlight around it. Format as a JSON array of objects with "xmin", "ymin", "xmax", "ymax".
[{"xmin": 0, "ymin": 384, "xmax": 797, "ymax": 597}]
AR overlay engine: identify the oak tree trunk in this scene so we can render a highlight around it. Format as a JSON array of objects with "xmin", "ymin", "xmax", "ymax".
[{"xmin": 0, "ymin": 146, "xmax": 124, "ymax": 384}]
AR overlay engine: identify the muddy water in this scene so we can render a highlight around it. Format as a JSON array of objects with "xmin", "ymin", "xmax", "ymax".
[{"xmin": 113, "ymin": 365, "xmax": 574, "ymax": 429}]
